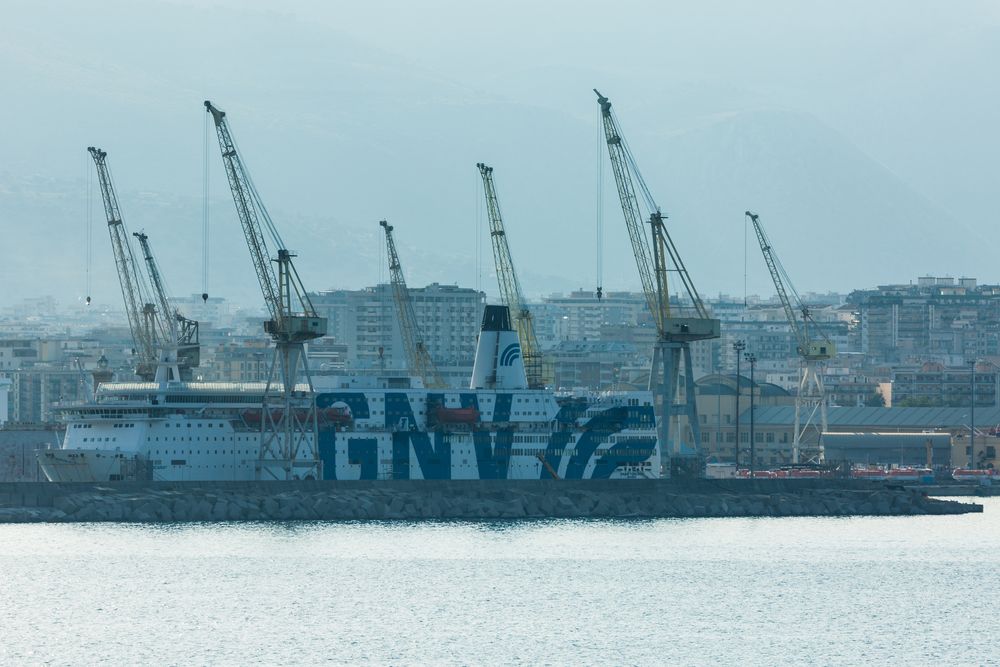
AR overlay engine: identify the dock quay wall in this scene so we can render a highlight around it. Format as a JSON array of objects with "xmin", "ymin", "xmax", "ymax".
[{"xmin": 0, "ymin": 479, "xmax": 982, "ymax": 523}]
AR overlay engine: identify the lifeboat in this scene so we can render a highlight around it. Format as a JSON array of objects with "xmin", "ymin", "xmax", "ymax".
[
  {"xmin": 782, "ymin": 468, "xmax": 824, "ymax": 479},
  {"xmin": 737, "ymin": 469, "xmax": 777, "ymax": 478},
  {"xmin": 318, "ymin": 407, "xmax": 352, "ymax": 425},
  {"xmin": 886, "ymin": 467, "xmax": 934, "ymax": 483},
  {"xmin": 433, "ymin": 405, "xmax": 480, "ymax": 425},
  {"xmin": 952, "ymin": 468, "xmax": 998, "ymax": 482},
  {"xmin": 851, "ymin": 467, "xmax": 888, "ymax": 481},
  {"xmin": 240, "ymin": 407, "xmax": 351, "ymax": 426}
]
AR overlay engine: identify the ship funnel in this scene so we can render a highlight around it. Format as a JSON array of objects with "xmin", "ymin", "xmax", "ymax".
[{"xmin": 470, "ymin": 305, "xmax": 528, "ymax": 390}]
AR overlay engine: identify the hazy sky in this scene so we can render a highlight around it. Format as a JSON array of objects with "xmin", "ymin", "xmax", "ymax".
[{"xmin": 1, "ymin": 0, "xmax": 998, "ymax": 307}]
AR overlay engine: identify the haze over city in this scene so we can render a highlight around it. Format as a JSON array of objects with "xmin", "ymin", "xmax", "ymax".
[
  {"xmin": 2, "ymin": 0, "xmax": 998, "ymax": 308},
  {"xmin": 5, "ymin": 3, "xmax": 1000, "ymax": 666}
]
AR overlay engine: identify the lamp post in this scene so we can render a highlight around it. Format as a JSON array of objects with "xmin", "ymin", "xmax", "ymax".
[
  {"xmin": 745, "ymin": 351, "xmax": 758, "ymax": 475},
  {"xmin": 969, "ymin": 359, "xmax": 976, "ymax": 469},
  {"xmin": 733, "ymin": 340, "xmax": 746, "ymax": 467}
]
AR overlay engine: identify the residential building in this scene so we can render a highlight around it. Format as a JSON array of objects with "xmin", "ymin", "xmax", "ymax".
[
  {"xmin": 851, "ymin": 276, "xmax": 1000, "ymax": 363},
  {"xmin": 891, "ymin": 361, "xmax": 998, "ymax": 407},
  {"xmin": 547, "ymin": 340, "xmax": 641, "ymax": 390},
  {"xmin": 9, "ymin": 368, "xmax": 89, "ymax": 423},
  {"xmin": 311, "ymin": 283, "xmax": 485, "ymax": 386}
]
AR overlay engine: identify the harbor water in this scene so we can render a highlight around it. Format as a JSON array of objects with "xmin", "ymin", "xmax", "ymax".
[{"xmin": 1, "ymin": 498, "xmax": 998, "ymax": 665}]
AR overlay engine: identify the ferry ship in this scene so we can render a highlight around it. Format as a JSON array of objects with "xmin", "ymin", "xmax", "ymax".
[{"xmin": 38, "ymin": 306, "xmax": 660, "ymax": 482}]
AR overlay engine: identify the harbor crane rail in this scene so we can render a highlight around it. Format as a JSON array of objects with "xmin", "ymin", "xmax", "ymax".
[
  {"xmin": 205, "ymin": 100, "xmax": 327, "ymax": 480},
  {"xmin": 595, "ymin": 90, "xmax": 720, "ymax": 471},
  {"xmin": 477, "ymin": 163, "xmax": 548, "ymax": 389},
  {"xmin": 380, "ymin": 220, "xmax": 447, "ymax": 388},
  {"xmin": 746, "ymin": 211, "xmax": 835, "ymax": 463}
]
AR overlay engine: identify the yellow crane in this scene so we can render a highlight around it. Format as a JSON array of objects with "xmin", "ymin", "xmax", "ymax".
[
  {"xmin": 380, "ymin": 220, "xmax": 447, "ymax": 388},
  {"xmin": 595, "ymin": 90, "xmax": 721, "ymax": 469},
  {"xmin": 477, "ymin": 163, "xmax": 548, "ymax": 389}
]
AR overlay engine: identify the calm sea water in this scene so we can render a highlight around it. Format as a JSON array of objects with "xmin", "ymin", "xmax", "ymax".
[{"xmin": 1, "ymin": 498, "xmax": 998, "ymax": 666}]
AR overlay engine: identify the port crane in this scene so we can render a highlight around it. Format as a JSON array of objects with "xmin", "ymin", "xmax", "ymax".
[
  {"xmin": 205, "ymin": 101, "xmax": 328, "ymax": 480},
  {"xmin": 595, "ymin": 91, "xmax": 721, "ymax": 470},
  {"xmin": 476, "ymin": 163, "xmax": 547, "ymax": 389},
  {"xmin": 746, "ymin": 211, "xmax": 834, "ymax": 463},
  {"xmin": 88, "ymin": 146, "xmax": 162, "ymax": 381},
  {"xmin": 379, "ymin": 220, "xmax": 447, "ymax": 388},
  {"xmin": 132, "ymin": 231, "xmax": 201, "ymax": 379}
]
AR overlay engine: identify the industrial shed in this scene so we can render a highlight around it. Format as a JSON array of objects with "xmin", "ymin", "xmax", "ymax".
[{"xmin": 821, "ymin": 432, "xmax": 952, "ymax": 468}]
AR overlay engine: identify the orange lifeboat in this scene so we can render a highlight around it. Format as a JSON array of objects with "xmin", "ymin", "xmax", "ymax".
[
  {"xmin": 952, "ymin": 468, "xmax": 998, "ymax": 482},
  {"xmin": 433, "ymin": 405, "xmax": 480, "ymax": 425}
]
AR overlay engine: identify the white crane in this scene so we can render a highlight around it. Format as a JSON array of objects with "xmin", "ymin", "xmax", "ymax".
[{"xmin": 746, "ymin": 211, "xmax": 835, "ymax": 463}]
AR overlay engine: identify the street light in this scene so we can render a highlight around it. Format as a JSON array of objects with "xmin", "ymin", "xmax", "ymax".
[
  {"xmin": 969, "ymin": 359, "xmax": 976, "ymax": 469},
  {"xmin": 733, "ymin": 339, "xmax": 746, "ymax": 467},
  {"xmin": 745, "ymin": 351, "xmax": 758, "ymax": 475}
]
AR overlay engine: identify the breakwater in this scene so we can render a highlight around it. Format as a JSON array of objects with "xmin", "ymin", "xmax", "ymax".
[{"xmin": 0, "ymin": 479, "xmax": 981, "ymax": 523}]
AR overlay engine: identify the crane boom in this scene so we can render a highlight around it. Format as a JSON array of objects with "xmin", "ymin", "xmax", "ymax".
[
  {"xmin": 747, "ymin": 212, "xmax": 802, "ymax": 348},
  {"xmin": 745, "ymin": 212, "xmax": 834, "ymax": 360},
  {"xmin": 133, "ymin": 231, "xmax": 177, "ymax": 343},
  {"xmin": 204, "ymin": 101, "xmax": 323, "ymax": 341},
  {"xmin": 133, "ymin": 231, "xmax": 201, "ymax": 374},
  {"xmin": 379, "ymin": 221, "xmax": 447, "ymax": 388},
  {"xmin": 476, "ymin": 163, "xmax": 546, "ymax": 388},
  {"xmin": 594, "ymin": 90, "xmax": 711, "ymax": 334},
  {"xmin": 87, "ymin": 146, "xmax": 159, "ymax": 380}
]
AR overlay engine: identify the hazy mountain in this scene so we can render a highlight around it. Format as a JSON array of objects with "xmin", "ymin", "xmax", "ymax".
[{"xmin": 1, "ymin": 0, "xmax": 997, "ymax": 308}]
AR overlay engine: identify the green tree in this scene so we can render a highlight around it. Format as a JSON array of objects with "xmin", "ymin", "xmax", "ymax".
[{"xmin": 864, "ymin": 389, "xmax": 886, "ymax": 407}]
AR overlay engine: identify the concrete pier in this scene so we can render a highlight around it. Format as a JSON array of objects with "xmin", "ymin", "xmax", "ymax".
[{"xmin": 0, "ymin": 479, "xmax": 982, "ymax": 523}]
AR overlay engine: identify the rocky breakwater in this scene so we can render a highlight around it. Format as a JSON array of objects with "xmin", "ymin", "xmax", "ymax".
[{"xmin": 0, "ymin": 480, "xmax": 983, "ymax": 523}]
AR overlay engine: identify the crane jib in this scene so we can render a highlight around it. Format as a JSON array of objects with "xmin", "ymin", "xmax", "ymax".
[
  {"xmin": 593, "ymin": 91, "xmax": 718, "ymax": 342},
  {"xmin": 204, "ymin": 100, "xmax": 327, "ymax": 344}
]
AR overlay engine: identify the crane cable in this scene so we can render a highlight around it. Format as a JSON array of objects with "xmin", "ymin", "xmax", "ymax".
[
  {"xmin": 85, "ymin": 152, "xmax": 93, "ymax": 306},
  {"xmin": 475, "ymin": 170, "xmax": 483, "ymax": 294},
  {"xmin": 610, "ymin": 108, "xmax": 658, "ymax": 214},
  {"xmin": 202, "ymin": 109, "xmax": 210, "ymax": 302},
  {"xmin": 226, "ymin": 126, "xmax": 286, "ymax": 252},
  {"xmin": 596, "ymin": 112, "xmax": 604, "ymax": 300}
]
